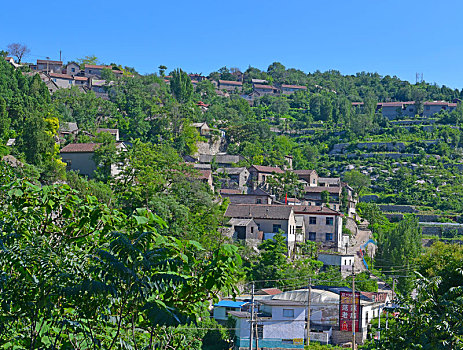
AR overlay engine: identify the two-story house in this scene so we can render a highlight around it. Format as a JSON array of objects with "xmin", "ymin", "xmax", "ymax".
[
  {"xmin": 248, "ymin": 165, "xmax": 284, "ymax": 187},
  {"xmin": 224, "ymin": 204, "xmax": 298, "ymax": 254},
  {"xmin": 216, "ymin": 167, "xmax": 250, "ymax": 190},
  {"xmin": 35, "ymin": 59, "xmax": 63, "ymax": 73},
  {"xmin": 253, "ymin": 84, "xmax": 279, "ymax": 95},
  {"xmin": 294, "ymin": 206, "xmax": 348, "ymax": 252},
  {"xmin": 293, "ymin": 169, "xmax": 318, "ymax": 186}
]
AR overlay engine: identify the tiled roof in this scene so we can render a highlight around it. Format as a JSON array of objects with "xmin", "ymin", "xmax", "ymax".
[
  {"xmin": 282, "ymin": 84, "xmax": 307, "ymax": 89},
  {"xmin": 294, "ymin": 205, "xmax": 341, "ymax": 215},
  {"xmin": 85, "ymin": 64, "xmax": 108, "ymax": 69},
  {"xmin": 218, "ymin": 80, "xmax": 242, "ymax": 86},
  {"xmin": 249, "ymin": 165, "xmax": 284, "ymax": 174},
  {"xmin": 256, "ymin": 288, "xmax": 283, "ymax": 295},
  {"xmin": 48, "ymin": 72, "xmax": 73, "ymax": 80},
  {"xmin": 96, "ymin": 128, "xmax": 118, "ymax": 134},
  {"xmin": 225, "ymin": 204, "xmax": 293, "ymax": 220},
  {"xmin": 197, "ymin": 169, "xmax": 212, "ymax": 179},
  {"xmin": 60, "ymin": 143, "xmax": 100, "ymax": 153},
  {"xmin": 74, "ymin": 76, "xmax": 88, "ymax": 81},
  {"xmin": 254, "ymin": 84, "xmax": 277, "ymax": 90},
  {"xmin": 220, "ymin": 189, "xmax": 243, "ymax": 195},
  {"xmin": 37, "ymin": 59, "xmax": 62, "ymax": 65}
]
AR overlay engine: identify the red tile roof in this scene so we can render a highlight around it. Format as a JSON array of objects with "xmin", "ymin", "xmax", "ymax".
[
  {"xmin": 220, "ymin": 189, "xmax": 242, "ymax": 195},
  {"xmin": 73, "ymin": 76, "xmax": 88, "ymax": 81},
  {"xmin": 197, "ymin": 169, "xmax": 212, "ymax": 179},
  {"xmin": 250, "ymin": 165, "xmax": 284, "ymax": 174},
  {"xmin": 218, "ymin": 80, "xmax": 243, "ymax": 86},
  {"xmin": 282, "ymin": 84, "xmax": 307, "ymax": 89},
  {"xmin": 85, "ymin": 64, "xmax": 109, "ymax": 69},
  {"xmin": 60, "ymin": 143, "xmax": 100, "ymax": 153},
  {"xmin": 256, "ymin": 288, "xmax": 282, "ymax": 295}
]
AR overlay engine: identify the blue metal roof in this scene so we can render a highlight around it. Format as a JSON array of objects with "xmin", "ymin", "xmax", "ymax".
[{"xmin": 214, "ymin": 300, "xmax": 246, "ymax": 308}]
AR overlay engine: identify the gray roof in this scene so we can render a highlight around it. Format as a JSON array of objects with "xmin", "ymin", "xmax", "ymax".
[
  {"xmin": 225, "ymin": 204, "xmax": 293, "ymax": 220},
  {"xmin": 60, "ymin": 122, "xmax": 78, "ymax": 133},
  {"xmin": 318, "ymin": 177, "xmax": 341, "ymax": 185},
  {"xmin": 199, "ymin": 154, "xmax": 242, "ymax": 164},
  {"xmin": 216, "ymin": 167, "xmax": 248, "ymax": 175},
  {"xmin": 228, "ymin": 311, "xmax": 251, "ymax": 318},
  {"xmin": 228, "ymin": 218, "xmax": 256, "ymax": 226},
  {"xmin": 259, "ymin": 299, "xmax": 307, "ymax": 307}
]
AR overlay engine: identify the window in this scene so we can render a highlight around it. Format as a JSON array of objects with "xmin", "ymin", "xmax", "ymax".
[
  {"xmin": 308, "ymin": 232, "xmax": 316, "ymax": 241},
  {"xmin": 257, "ymin": 324, "xmax": 263, "ymax": 338},
  {"xmin": 256, "ymin": 198, "xmax": 262, "ymax": 204},
  {"xmin": 89, "ymin": 69, "xmax": 92, "ymax": 73},
  {"xmin": 282, "ymin": 309, "xmax": 294, "ymax": 318},
  {"xmin": 309, "ymin": 217, "xmax": 316, "ymax": 225},
  {"xmin": 251, "ymin": 227, "xmax": 254, "ymax": 233},
  {"xmin": 326, "ymin": 217, "xmax": 334, "ymax": 226},
  {"xmin": 69, "ymin": 80, "xmax": 72, "ymax": 84},
  {"xmin": 325, "ymin": 232, "xmax": 333, "ymax": 241},
  {"xmin": 272, "ymin": 224, "xmax": 281, "ymax": 233},
  {"xmin": 71, "ymin": 68, "xmax": 75, "ymax": 72},
  {"xmin": 426, "ymin": 106, "xmax": 430, "ymax": 110}
]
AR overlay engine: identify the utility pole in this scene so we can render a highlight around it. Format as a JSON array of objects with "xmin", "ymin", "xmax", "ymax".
[
  {"xmin": 392, "ymin": 278, "xmax": 396, "ymax": 304},
  {"xmin": 306, "ymin": 278, "xmax": 312, "ymax": 346},
  {"xmin": 60, "ymin": 50, "xmax": 62, "ymax": 62},
  {"xmin": 255, "ymin": 314, "xmax": 259, "ymax": 350},
  {"xmin": 249, "ymin": 283, "xmax": 255, "ymax": 350},
  {"xmin": 352, "ymin": 266, "xmax": 356, "ymax": 350}
]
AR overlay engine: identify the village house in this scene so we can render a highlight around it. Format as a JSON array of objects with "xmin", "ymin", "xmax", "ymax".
[
  {"xmin": 216, "ymin": 167, "xmax": 250, "ymax": 190},
  {"xmin": 318, "ymin": 252, "xmax": 355, "ymax": 276},
  {"xmin": 84, "ymin": 64, "xmax": 123, "ymax": 78},
  {"xmin": 270, "ymin": 286, "xmax": 389, "ymax": 345},
  {"xmin": 33, "ymin": 59, "xmax": 63, "ymax": 73},
  {"xmin": 302, "ymin": 186, "xmax": 343, "ymax": 211},
  {"xmin": 251, "ymin": 78, "xmax": 268, "ymax": 85},
  {"xmin": 96, "ymin": 128, "xmax": 120, "ymax": 141},
  {"xmin": 293, "ymin": 169, "xmax": 318, "ymax": 186},
  {"xmin": 58, "ymin": 122, "xmax": 79, "ymax": 141},
  {"xmin": 248, "ymin": 165, "xmax": 284, "ymax": 187},
  {"xmin": 423, "ymin": 101, "xmax": 457, "ymax": 117},
  {"xmin": 281, "ymin": 84, "xmax": 307, "ymax": 95},
  {"xmin": 220, "ymin": 187, "xmax": 273, "ymax": 205},
  {"xmin": 188, "ymin": 73, "xmax": 206, "ymax": 81},
  {"xmin": 213, "ymin": 300, "xmax": 249, "ymax": 322},
  {"xmin": 48, "ymin": 73, "xmax": 75, "ymax": 88},
  {"xmin": 253, "ymin": 84, "xmax": 279, "ymax": 95},
  {"xmin": 294, "ymin": 206, "xmax": 347, "ymax": 252},
  {"xmin": 318, "ymin": 177, "xmax": 341, "ymax": 187},
  {"xmin": 191, "ymin": 122, "xmax": 210, "ymax": 136},
  {"xmin": 198, "ymin": 154, "xmax": 244, "ymax": 167},
  {"xmin": 60, "ymin": 142, "xmax": 126, "ymax": 178},
  {"xmin": 229, "ymin": 299, "xmax": 307, "ymax": 349},
  {"xmin": 224, "ymin": 204, "xmax": 299, "ymax": 253},
  {"xmin": 74, "ymin": 76, "xmax": 89, "ymax": 87},
  {"xmin": 218, "ymin": 80, "xmax": 243, "ymax": 92},
  {"xmin": 66, "ymin": 62, "xmax": 81, "ymax": 75},
  {"xmin": 196, "ymin": 169, "xmax": 214, "ymax": 191}
]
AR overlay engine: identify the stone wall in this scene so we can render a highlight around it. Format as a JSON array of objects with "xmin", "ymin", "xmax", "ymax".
[{"xmin": 378, "ymin": 205, "xmax": 418, "ymax": 213}]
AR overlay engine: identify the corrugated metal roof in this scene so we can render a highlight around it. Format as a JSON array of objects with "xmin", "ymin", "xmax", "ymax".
[{"xmin": 214, "ymin": 300, "xmax": 246, "ymax": 308}]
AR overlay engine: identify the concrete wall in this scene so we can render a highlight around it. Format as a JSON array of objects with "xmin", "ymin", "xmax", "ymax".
[
  {"xmin": 52, "ymin": 77, "xmax": 74, "ymax": 89},
  {"xmin": 299, "ymin": 214, "xmax": 342, "ymax": 250}
]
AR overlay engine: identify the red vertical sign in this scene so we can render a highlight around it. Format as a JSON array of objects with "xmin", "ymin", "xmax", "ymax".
[{"xmin": 339, "ymin": 291, "xmax": 360, "ymax": 332}]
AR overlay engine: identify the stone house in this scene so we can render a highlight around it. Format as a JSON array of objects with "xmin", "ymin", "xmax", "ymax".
[
  {"xmin": 199, "ymin": 154, "xmax": 244, "ymax": 167},
  {"xmin": 281, "ymin": 84, "xmax": 307, "ymax": 95},
  {"xmin": 218, "ymin": 80, "xmax": 243, "ymax": 92},
  {"xmin": 293, "ymin": 169, "xmax": 318, "ymax": 186},
  {"xmin": 294, "ymin": 206, "xmax": 347, "ymax": 252},
  {"xmin": 216, "ymin": 167, "xmax": 249, "ymax": 190},
  {"xmin": 84, "ymin": 64, "xmax": 123, "ymax": 78},
  {"xmin": 74, "ymin": 76, "xmax": 89, "ymax": 87},
  {"xmin": 35, "ymin": 59, "xmax": 63, "ymax": 73},
  {"xmin": 220, "ymin": 187, "xmax": 273, "ymax": 205},
  {"xmin": 66, "ymin": 62, "xmax": 81, "ymax": 75},
  {"xmin": 48, "ymin": 73, "xmax": 75, "ymax": 88},
  {"xmin": 318, "ymin": 177, "xmax": 341, "ymax": 187},
  {"xmin": 303, "ymin": 186, "xmax": 343, "ymax": 211},
  {"xmin": 191, "ymin": 122, "xmax": 210, "ymax": 136},
  {"xmin": 224, "ymin": 204, "xmax": 299, "ymax": 254},
  {"xmin": 423, "ymin": 101, "xmax": 457, "ymax": 117},
  {"xmin": 253, "ymin": 84, "xmax": 279, "ymax": 95},
  {"xmin": 197, "ymin": 169, "xmax": 214, "ymax": 191},
  {"xmin": 248, "ymin": 165, "xmax": 284, "ymax": 187}
]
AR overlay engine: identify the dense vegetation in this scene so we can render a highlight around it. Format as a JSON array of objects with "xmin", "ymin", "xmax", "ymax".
[{"xmin": 1, "ymin": 56, "xmax": 462, "ymax": 348}]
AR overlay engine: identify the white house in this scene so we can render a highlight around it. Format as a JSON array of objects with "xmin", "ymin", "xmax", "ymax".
[{"xmin": 229, "ymin": 299, "xmax": 307, "ymax": 349}]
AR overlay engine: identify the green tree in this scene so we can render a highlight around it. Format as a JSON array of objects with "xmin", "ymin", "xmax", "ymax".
[
  {"xmin": 170, "ymin": 68, "xmax": 194, "ymax": 103},
  {"xmin": 0, "ymin": 96, "xmax": 10, "ymax": 141},
  {"xmin": 343, "ymin": 170, "xmax": 371, "ymax": 196}
]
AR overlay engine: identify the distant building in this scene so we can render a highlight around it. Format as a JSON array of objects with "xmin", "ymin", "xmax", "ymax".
[
  {"xmin": 293, "ymin": 169, "xmax": 318, "ymax": 187},
  {"xmin": 253, "ymin": 84, "xmax": 279, "ymax": 95},
  {"xmin": 48, "ymin": 73, "xmax": 74, "ymax": 88},
  {"xmin": 220, "ymin": 187, "xmax": 273, "ymax": 205},
  {"xmin": 248, "ymin": 165, "xmax": 284, "ymax": 187},
  {"xmin": 66, "ymin": 62, "xmax": 81, "ymax": 75},
  {"xmin": 281, "ymin": 84, "xmax": 307, "ymax": 95},
  {"xmin": 218, "ymin": 80, "xmax": 243, "ymax": 92},
  {"xmin": 216, "ymin": 167, "xmax": 250, "ymax": 190},
  {"xmin": 35, "ymin": 59, "xmax": 63, "ymax": 73},
  {"xmin": 96, "ymin": 128, "xmax": 120, "ymax": 141}
]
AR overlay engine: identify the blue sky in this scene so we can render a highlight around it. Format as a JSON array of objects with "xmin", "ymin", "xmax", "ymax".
[{"xmin": 1, "ymin": 0, "xmax": 462, "ymax": 88}]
